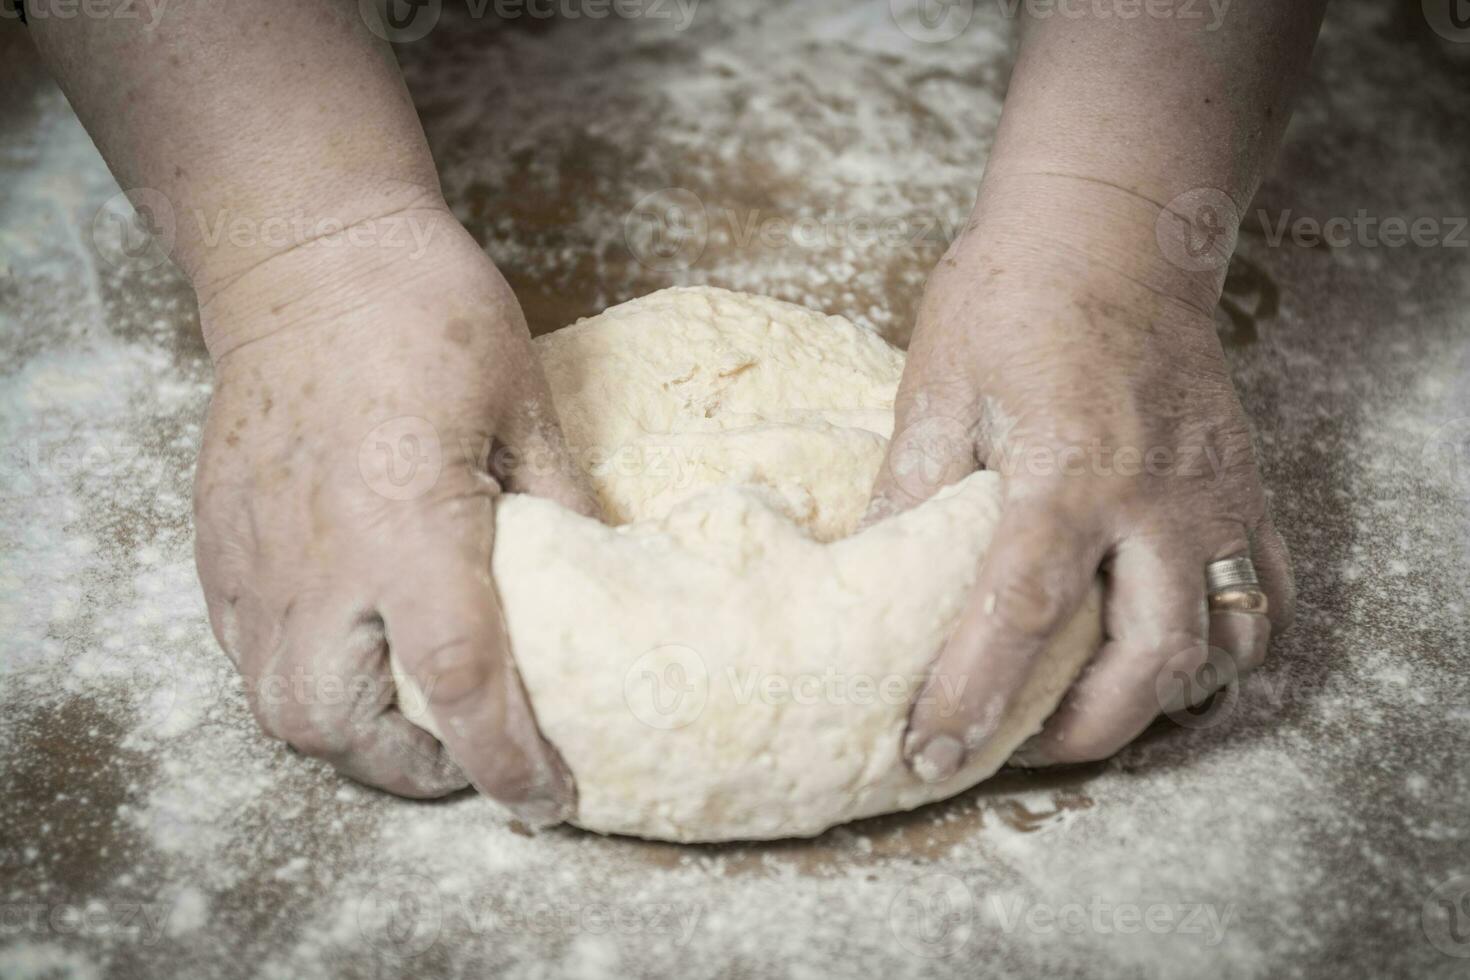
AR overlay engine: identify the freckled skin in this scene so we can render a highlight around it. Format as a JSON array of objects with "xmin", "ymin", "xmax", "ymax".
[
  {"xmin": 27, "ymin": 2, "xmax": 600, "ymax": 822},
  {"xmin": 445, "ymin": 318, "xmax": 475, "ymax": 347},
  {"xmin": 193, "ymin": 213, "xmax": 597, "ymax": 814},
  {"xmin": 873, "ymin": 2, "xmax": 1323, "ymax": 780},
  {"xmin": 32, "ymin": 0, "xmax": 1324, "ymax": 825}
]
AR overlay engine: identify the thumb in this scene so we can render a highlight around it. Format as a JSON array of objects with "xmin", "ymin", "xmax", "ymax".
[
  {"xmin": 491, "ymin": 390, "xmax": 600, "ymax": 521},
  {"xmin": 863, "ymin": 382, "xmax": 979, "ymax": 527},
  {"xmin": 381, "ymin": 505, "xmax": 575, "ymax": 826}
]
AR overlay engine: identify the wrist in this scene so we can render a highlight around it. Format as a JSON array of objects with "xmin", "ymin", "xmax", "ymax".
[
  {"xmin": 961, "ymin": 171, "xmax": 1234, "ymax": 317},
  {"xmin": 195, "ymin": 205, "xmax": 498, "ymax": 363}
]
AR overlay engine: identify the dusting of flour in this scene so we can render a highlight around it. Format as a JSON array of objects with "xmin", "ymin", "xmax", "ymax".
[{"xmin": 3, "ymin": 2, "xmax": 1469, "ymax": 978}]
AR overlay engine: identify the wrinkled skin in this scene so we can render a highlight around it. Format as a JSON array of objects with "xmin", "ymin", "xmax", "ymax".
[
  {"xmin": 192, "ymin": 208, "xmax": 593, "ymax": 821},
  {"xmin": 870, "ymin": 191, "xmax": 1295, "ymax": 780}
]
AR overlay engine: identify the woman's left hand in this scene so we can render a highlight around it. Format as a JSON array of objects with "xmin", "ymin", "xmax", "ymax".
[{"xmin": 868, "ymin": 192, "xmax": 1294, "ymax": 779}]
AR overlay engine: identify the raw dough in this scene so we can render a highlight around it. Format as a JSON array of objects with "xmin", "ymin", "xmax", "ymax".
[{"xmin": 394, "ymin": 287, "xmax": 1102, "ymax": 842}]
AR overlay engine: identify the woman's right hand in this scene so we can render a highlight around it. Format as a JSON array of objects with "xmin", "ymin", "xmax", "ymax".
[{"xmin": 193, "ymin": 208, "xmax": 594, "ymax": 822}]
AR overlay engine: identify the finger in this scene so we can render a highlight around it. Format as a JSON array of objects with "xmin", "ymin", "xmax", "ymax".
[
  {"xmin": 380, "ymin": 513, "xmax": 575, "ymax": 826},
  {"xmin": 1011, "ymin": 537, "xmax": 1210, "ymax": 767},
  {"xmin": 1209, "ymin": 609, "xmax": 1271, "ymax": 674},
  {"xmin": 1250, "ymin": 519, "xmax": 1295, "ymax": 632},
  {"xmin": 485, "ymin": 337, "xmax": 600, "ymax": 518},
  {"xmin": 862, "ymin": 381, "xmax": 978, "ymax": 527},
  {"xmin": 491, "ymin": 398, "xmax": 600, "ymax": 518},
  {"xmin": 904, "ymin": 497, "xmax": 1106, "ymax": 782},
  {"xmin": 249, "ymin": 598, "xmax": 469, "ymax": 799}
]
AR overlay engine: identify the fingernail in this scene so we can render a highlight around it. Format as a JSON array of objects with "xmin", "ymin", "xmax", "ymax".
[
  {"xmin": 504, "ymin": 792, "xmax": 574, "ymax": 829},
  {"xmin": 480, "ymin": 751, "xmax": 577, "ymax": 829},
  {"xmin": 1009, "ymin": 748, "xmax": 1050, "ymax": 769},
  {"xmin": 908, "ymin": 733, "xmax": 965, "ymax": 784}
]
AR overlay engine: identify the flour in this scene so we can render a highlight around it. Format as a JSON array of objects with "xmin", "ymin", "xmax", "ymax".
[{"xmin": 4, "ymin": 0, "xmax": 1468, "ymax": 975}]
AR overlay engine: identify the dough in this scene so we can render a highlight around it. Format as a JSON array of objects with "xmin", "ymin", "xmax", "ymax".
[{"xmin": 394, "ymin": 287, "xmax": 1102, "ymax": 842}]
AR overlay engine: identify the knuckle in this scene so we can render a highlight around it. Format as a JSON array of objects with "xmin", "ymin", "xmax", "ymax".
[
  {"xmin": 414, "ymin": 637, "xmax": 499, "ymax": 707},
  {"xmin": 245, "ymin": 688, "xmax": 289, "ymax": 743},
  {"xmin": 276, "ymin": 697, "xmax": 354, "ymax": 759},
  {"xmin": 1046, "ymin": 730, "xmax": 1130, "ymax": 766},
  {"xmin": 986, "ymin": 567, "xmax": 1074, "ymax": 638},
  {"xmin": 286, "ymin": 727, "xmax": 350, "ymax": 761}
]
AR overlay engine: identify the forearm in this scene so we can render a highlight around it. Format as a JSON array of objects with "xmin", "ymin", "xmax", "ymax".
[
  {"xmin": 29, "ymin": 0, "xmax": 444, "ymax": 308},
  {"xmin": 970, "ymin": 0, "xmax": 1327, "ymax": 308}
]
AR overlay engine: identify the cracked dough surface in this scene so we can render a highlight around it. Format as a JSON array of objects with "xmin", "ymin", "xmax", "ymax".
[{"xmin": 394, "ymin": 286, "xmax": 1102, "ymax": 842}]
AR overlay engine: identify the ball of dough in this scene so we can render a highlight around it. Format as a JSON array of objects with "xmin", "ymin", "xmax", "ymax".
[{"xmin": 394, "ymin": 286, "xmax": 1102, "ymax": 842}]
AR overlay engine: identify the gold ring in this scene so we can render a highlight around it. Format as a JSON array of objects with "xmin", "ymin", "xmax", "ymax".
[{"xmin": 1207, "ymin": 587, "xmax": 1269, "ymax": 616}]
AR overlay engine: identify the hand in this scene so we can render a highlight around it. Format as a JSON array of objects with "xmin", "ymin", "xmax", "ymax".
[
  {"xmin": 192, "ymin": 208, "xmax": 594, "ymax": 821},
  {"xmin": 868, "ymin": 197, "xmax": 1294, "ymax": 778}
]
